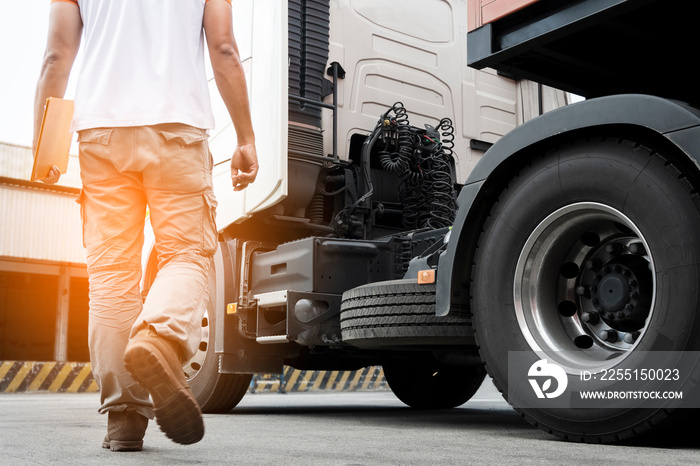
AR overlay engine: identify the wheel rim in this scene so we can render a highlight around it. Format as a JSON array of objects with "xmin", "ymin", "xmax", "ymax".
[
  {"xmin": 183, "ymin": 308, "xmax": 210, "ymax": 380},
  {"xmin": 514, "ymin": 202, "xmax": 656, "ymax": 372}
]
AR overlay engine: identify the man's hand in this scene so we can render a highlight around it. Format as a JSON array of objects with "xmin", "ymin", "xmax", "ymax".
[
  {"xmin": 230, "ymin": 143, "xmax": 259, "ymax": 191},
  {"xmin": 39, "ymin": 164, "xmax": 62, "ymax": 185}
]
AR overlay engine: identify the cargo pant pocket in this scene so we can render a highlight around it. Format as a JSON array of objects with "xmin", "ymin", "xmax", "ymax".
[
  {"xmin": 77, "ymin": 128, "xmax": 114, "ymax": 146},
  {"xmin": 77, "ymin": 128, "xmax": 116, "ymax": 185},
  {"xmin": 156, "ymin": 127, "xmax": 210, "ymax": 192},
  {"xmin": 157, "ymin": 128, "xmax": 208, "ymax": 147}
]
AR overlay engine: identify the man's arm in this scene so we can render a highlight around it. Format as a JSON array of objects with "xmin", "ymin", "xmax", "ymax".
[
  {"xmin": 203, "ymin": 0, "xmax": 259, "ymax": 192},
  {"xmin": 33, "ymin": 1, "xmax": 82, "ymax": 184}
]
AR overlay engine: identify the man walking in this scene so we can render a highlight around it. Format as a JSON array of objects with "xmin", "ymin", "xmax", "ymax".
[{"xmin": 33, "ymin": 0, "xmax": 258, "ymax": 450}]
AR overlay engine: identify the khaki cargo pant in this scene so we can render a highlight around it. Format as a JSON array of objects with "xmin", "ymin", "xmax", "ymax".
[{"xmin": 77, "ymin": 124, "xmax": 218, "ymax": 418}]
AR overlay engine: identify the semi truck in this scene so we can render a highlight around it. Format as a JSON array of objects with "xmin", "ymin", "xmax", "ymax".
[{"xmin": 139, "ymin": 0, "xmax": 699, "ymax": 443}]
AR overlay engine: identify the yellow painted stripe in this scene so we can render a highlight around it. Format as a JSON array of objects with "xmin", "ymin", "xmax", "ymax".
[
  {"xmin": 376, "ymin": 367, "xmax": 385, "ymax": 389},
  {"xmin": 312, "ymin": 370, "xmax": 327, "ymax": 390},
  {"xmin": 0, "ymin": 361, "xmax": 14, "ymax": 382},
  {"xmin": 334, "ymin": 370, "xmax": 351, "ymax": 390},
  {"xmin": 361, "ymin": 368, "xmax": 375, "ymax": 390},
  {"xmin": 87, "ymin": 379, "xmax": 99, "ymax": 392},
  {"xmin": 286, "ymin": 368, "xmax": 302, "ymax": 389},
  {"xmin": 348, "ymin": 370, "xmax": 364, "ymax": 390},
  {"xmin": 297, "ymin": 370, "xmax": 314, "ymax": 391},
  {"xmin": 6, "ymin": 362, "xmax": 33, "ymax": 393},
  {"xmin": 28, "ymin": 362, "xmax": 57, "ymax": 391},
  {"xmin": 250, "ymin": 374, "xmax": 283, "ymax": 392},
  {"xmin": 48, "ymin": 362, "xmax": 75, "ymax": 392},
  {"xmin": 67, "ymin": 364, "xmax": 92, "ymax": 393},
  {"xmin": 325, "ymin": 370, "xmax": 339, "ymax": 389},
  {"xmin": 3, "ymin": 362, "xmax": 389, "ymax": 393}
]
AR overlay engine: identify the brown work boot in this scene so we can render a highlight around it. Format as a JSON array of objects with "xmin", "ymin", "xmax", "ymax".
[
  {"xmin": 101, "ymin": 408, "xmax": 148, "ymax": 451},
  {"xmin": 123, "ymin": 329, "xmax": 204, "ymax": 445}
]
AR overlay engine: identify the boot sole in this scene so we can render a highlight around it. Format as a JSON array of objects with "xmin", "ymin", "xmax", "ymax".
[
  {"xmin": 123, "ymin": 342, "xmax": 204, "ymax": 445},
  {"xmin": 102, "ymin": 438, "xmax": 143, "ymax": 451}
]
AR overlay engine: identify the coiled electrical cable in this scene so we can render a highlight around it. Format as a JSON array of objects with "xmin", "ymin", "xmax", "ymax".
[
  {"xmin": 378, "ymin": 103, "xmax": 413, "ymax": 174},
  {"xmin": 380, "ymin": 104, "xmax": 457, "ymax": 229},
  {"xmin": 333, "ymin": 103, "xmax": 457, "ymax": 236}
]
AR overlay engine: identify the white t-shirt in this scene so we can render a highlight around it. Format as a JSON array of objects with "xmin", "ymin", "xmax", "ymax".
[{"xmin": 62, "ymin": 0, "xmax": 218, "ymax": 132}]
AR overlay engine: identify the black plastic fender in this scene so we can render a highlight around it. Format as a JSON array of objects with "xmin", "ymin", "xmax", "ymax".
[{"xmin": 436, "ymin": 94, "xmax": 700, "ymax": 316}]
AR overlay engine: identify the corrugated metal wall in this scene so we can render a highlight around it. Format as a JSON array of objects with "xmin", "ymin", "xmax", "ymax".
[
  {"xmin": 0, "ymin": 142, "xmax": 84, "ymax": 264},
  {"xmin": 0, "ymin": 186, "xmax": 83, "ymax": 263},
  {"xmin": 0, "ymin": 141, "xmax": 81, "ymax": 187}
]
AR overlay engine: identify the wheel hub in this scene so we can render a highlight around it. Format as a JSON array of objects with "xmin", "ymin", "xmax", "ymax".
[
  {"xmin": 183, "ymin": 311, "xmax": 209, "ymax": 379},
  {"xmin": 592, "ymin": 265, "xmax": 632, "ymax": 314},
  {"xmin": 586, "ymin": 250, "xmax": 653, "ymax": 333},
  {"xmin": 514, "ymin": 202, "xmax": 656, "ymax": 371}
]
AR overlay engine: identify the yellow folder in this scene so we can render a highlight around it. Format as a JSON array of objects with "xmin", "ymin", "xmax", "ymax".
[{"xmin": 31, "ymin": 97, "xmax": 74, "ymax": 182}]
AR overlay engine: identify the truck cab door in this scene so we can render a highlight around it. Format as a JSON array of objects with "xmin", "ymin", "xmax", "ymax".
[{"xmin": 208, "ymin": 0, "xmax": 289, "ymax": 231}]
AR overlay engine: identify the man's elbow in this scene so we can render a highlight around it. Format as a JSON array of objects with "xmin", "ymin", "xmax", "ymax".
[
  {"xmin": 40, "ymin": 49, "xmax": 75, "ymax": 78},
  {"xmin": 210, "ymin": 43, "xmax": 240, "ymax": 68}
]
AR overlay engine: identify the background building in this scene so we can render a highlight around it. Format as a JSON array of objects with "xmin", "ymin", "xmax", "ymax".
[{"xmin": 0, "ymin": 142, "xmax": 88, "ymax": 362}]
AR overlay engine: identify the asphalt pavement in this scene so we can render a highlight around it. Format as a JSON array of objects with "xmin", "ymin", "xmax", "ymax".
[{"xmin": 1, "ymin": 380, "xmax": 698, "ymax": 465}]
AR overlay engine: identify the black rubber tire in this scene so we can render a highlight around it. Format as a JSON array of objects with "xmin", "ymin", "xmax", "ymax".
[
  {"xmin": 340, "ymin": 279, "xmax": 471, "ymax": 348},
  {"xmin": 383, "ymin": 358, "xmax": 486, "ymax": 409},
  {"xmin": 471, "ymin": 138, "xmax": 700, "ymax": 442},
  {"xmin": 184, "ymin": 257, "xmax": 252, "ymax": 414}
]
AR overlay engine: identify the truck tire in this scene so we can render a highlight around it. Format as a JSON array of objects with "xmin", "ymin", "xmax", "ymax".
[
  {"xmin": 340, "ymin": 279, "xmax": 471, "ymax": 348},
  {"xmin": 182, "ymin": 257, "xmax": 252, "ymax": 413},
  {"xmin": 471, "ymin": 138, "xmax": 700, "ymax": 442},
  {"xmin": 383, "ymin": 358, "xmax": 486, "ymax": 409}
]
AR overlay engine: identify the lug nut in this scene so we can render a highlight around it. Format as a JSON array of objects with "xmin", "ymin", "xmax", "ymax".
[
  {"xmin": 580, "ymin": 312, "xmax": 600, "ymax": 324},
  {"xmin": 616, "ymin": 311, "xmax": 626, "ymax": 319},
  {"xmin": 605, "ymin": 243, "xmax": 622, "ymax": 255},
  {"xmin": 629, "ymin": 242, "xmax": 646, "ymax": 256},
  {"xmin": 623, "ymin": 332, "xmax": 640, "ymax": 344},
  {"xmin": 576, "ymin": 285, "xmax": 590, "ymax": 298},
  {"xmin": 599, "ymin": 330, "xmax": 618, "ymax": 343},
  {"xmin": 585, "ymin": 259, "xmax": 602, "ymax": 271}
]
